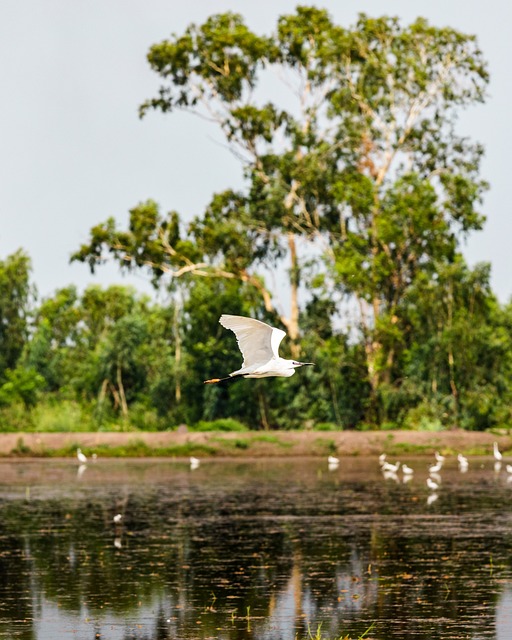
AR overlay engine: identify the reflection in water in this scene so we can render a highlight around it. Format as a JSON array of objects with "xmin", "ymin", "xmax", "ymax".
[{"xmin": 0, "ymin": 457, "xmax": 511, "ymax": 639}]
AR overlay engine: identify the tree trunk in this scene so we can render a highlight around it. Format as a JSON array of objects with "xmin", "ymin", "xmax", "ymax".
[
  {"xmin": 174, "ymin": 302, "xmax": 182, "ymax": 403},
  {"xmin": 117, "ymin": 363, "xmax": 129, "ymax": 419},
  {"xmin": 282, "ymin": 232, "xmax": 300, "ymax": 359}
]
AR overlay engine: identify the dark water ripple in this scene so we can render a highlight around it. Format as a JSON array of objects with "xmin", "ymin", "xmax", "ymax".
[{"xmin": 0, "ymin": 457, "xmax": 511, "ymax": 639}]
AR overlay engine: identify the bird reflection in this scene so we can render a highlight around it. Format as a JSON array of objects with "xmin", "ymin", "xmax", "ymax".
[
  {"xmin": 76, "ymin": 464, "xmax": 87, "ymax": 479},
  {"xmin": 328, "ymin": 455, "xmax": 339, "ymax": 471},
  {"xmin": 427, "ymin": 492, "xmax": 438, "ymax": 506}
]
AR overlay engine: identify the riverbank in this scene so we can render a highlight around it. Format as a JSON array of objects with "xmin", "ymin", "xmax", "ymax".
[{"xmin": 0, "ymin": 429, "xmax": 509, "ymax": 458}]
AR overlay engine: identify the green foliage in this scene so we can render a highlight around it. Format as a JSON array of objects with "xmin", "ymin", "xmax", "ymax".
[
  {"xmin": 0, "ymin": 367, "xmax": 45, "ymax": 409},
  {"xmin": 0, "ymin": 250, "xmax": 33, "ymax": 375},
  {"xmin": 0, "ymin": 10, "xmax": 510, "ymax": 433},
  {"xmin": 191, "ymin": 418, "xmax": 247, "ymax": 432}
]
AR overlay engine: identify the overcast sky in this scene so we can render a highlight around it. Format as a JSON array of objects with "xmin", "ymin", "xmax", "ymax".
[{"xmin": 1, "ymin": 0, "xmax": 511, "ymax": 304}]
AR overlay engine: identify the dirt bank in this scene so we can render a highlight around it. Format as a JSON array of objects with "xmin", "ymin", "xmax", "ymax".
[{"xmin": 0, "ymin": 429, "xmax": 509, "ymax": 458}]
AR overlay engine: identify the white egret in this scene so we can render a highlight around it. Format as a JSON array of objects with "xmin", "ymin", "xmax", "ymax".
[
  {"xmin": 402, "ymin": 464, "xmax": 414, "ymax": 475},
  {"xmin": 378, "ymin": 453, "xmax": 387, "ymax": 466},
  {"xmin": 113, "ymin": 514, "xmax": 122, "ymax": 524},
  {"xmin": 426, "ymin": 477, "xmax": 439, "ymax": 491},
  {"xmin": 381, "ymin": 460, "xmax": 400, "ymax": 473},
  {"xmin": 457, "ymin": 453, "xmax": 469, "ymax": 472},
  {"xmin": 328, "ymin": 455, "xmax": 339, "ymax": 470},
  {"xmin": 429, "ymin": 460, "xmax": 443, "ymax": 474},
  {"xmin": 204, "ymin": 315, "xmax": 314, "ymax": 384},
  {"xmin": 427, "ymin": 492, "xmax": 438, "ymax": 506},
  {"xmin": 190, "ymin": 456, "xmax": 200, "ymax": 470},
  {"xmin": 434, "ymin": 451, "xmax": 445, "ymax": 464},
  {"xmin": 76, "ymin": 448, "xmax": 87, "ymax": 464},
  {"xmin": 493, "ymin": 442, "xmax": 503, "ymax": 461},
  {"xmin": 506, "ymin": 464, "xmax": 512, "ymax": 474}
]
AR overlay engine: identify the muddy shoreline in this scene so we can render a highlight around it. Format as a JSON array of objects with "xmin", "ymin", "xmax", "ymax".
[{"xmin": 0, "ymin": 429, "xmax": 509, "ymax": 458}]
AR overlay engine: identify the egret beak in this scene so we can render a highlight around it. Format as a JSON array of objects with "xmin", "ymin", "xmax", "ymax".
[{"xmin": 297, "ymin": 362, "xmax": 314, "ymax": 367}]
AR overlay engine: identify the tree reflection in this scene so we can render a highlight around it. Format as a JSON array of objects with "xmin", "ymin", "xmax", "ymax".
[{"xmin": 0, "ymin": 462, "xmax": 511, "ymax": 639}]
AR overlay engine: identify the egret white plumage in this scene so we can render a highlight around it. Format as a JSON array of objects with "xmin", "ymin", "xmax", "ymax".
[
  {"xmin": 190, "ymin": 456, "xmax": 200, "ymax": 470},
  {"xmin": 429, "ymin": 460, "xmax": 443, "ymax": 474},
  {"xmin": 493, "ymin": 442, "xmax": 503, "ymax": 461},
  {"xmin": 378, "ymin": 453, "xmax": 387, "ymax": 466},
  {"xmin": 457, "ymin": 453, "xmax": 469, "ymax": 472},
  {"xmin": 76, "ymin": 448, "xmax": 87, "ymax": 464},
  {"xmin": 204, "ymin": 315, "xmax": 313, "ymax": 384},
  {"xmin": 402, "ymin": 464, "xmax": 414, "ymax": 475},
  {"xmin": 381, "ymin": 460, "xmax": 400, "ymax": 473},
  {"xmin": 506, "ymin": 464, "xmax": 512, "ymax": 474},
  {"xmin": 113, "ymin": 513, "xmax": 122, "ymax": 524},
  {"xmin": 426, "ymin": 477, "xmax": 439, "ymax": 491},
  {"xmin": 434, "ymin": 451, "xmax": 445, "ymax": 463},
  {"xmin": 328, "ymin": 455, "xmax": 339, "ymax": 470}
]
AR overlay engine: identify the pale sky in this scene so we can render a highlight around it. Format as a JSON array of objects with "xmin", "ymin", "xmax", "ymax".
[{"xmin": 1, "ymin": 0, "xmax": 511, "ymax": 303}]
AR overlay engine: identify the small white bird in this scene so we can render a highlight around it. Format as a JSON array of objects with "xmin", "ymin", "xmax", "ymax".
[
  {"xmin": 402, "ymin": 464, "xmax": 414, "ymax": 475},
  {"xmin": 378, "ymin": 453, "xmax": 387, "ymax": 466},
  {"xmin": 426, "ymin": 477, "xmax": 439, "ymax": 491},
  {"xmin": 493, "ymin": 442, "xmax": 503, "ymax": 461},
  {"xmin": 190, "ymin": 456, "xmax": 200, "ymax": 470},
  {"xmin": 434, "ymin": 451, "xmax": 445, "ymax": 463},
  {"xmin": 429, "ymin": 460, "xmax": 443, "ymax": 474},
  {"xmin": 204, "ymin": 315, "xmax": 313, "ymax": 384},
  {"xmin": 76, "ymin": 448, "xmax": 87, "ymax": 464},
  {"xmin": 382, "ymin": 461, "xmax": 400, "ymax": 473},
  {"xmin": 113, "ymin": 513, "xmax": 122, "ymax": 524},
  {"xmin": 457, "ymin": 453, "xmax": 469, "ymax": 472},
  {"xmin": 328, "ymin": 455, "xmax": 339, "ymax": 465},
  {"xmin": 506, "ymin": 464, "xmax": 512, "ymax": 474}
]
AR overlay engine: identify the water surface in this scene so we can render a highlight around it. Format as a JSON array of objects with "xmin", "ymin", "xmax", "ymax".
[{"xmin": 1, "ymin": 456, "xmax": 512, "ymax": 639}]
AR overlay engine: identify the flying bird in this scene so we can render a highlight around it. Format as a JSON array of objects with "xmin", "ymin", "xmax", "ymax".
[{"xmin": 204, "ymin": 315, "xmax": 314, "ymax": 384}]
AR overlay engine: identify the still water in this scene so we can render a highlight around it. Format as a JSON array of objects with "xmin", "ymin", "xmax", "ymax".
[{"xmin": 1, "ymin": 456, "xmax": 512, "ymax": 640}]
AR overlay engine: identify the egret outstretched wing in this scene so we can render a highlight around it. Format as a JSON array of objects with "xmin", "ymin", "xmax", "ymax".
[{"xmin": 219, "ymin": 315, "xmax": 286, "ymax": 367}]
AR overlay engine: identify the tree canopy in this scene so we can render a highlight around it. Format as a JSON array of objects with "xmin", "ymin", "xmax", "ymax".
[{"xmin": 2, "ymin": 8, "xmax": 510, "ymax": 432}]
